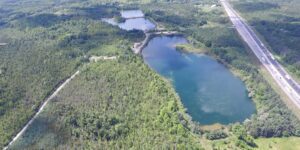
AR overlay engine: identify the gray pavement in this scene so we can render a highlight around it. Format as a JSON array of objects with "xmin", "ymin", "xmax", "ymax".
[{"xmin": 220, "ymin": 0, "xmax": 300, "ymax": 108}]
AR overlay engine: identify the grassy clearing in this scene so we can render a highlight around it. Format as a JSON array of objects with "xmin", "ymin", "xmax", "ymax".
[
  {"xmin": 176, "ymin": 43, "xmax": 207, "ymax": 54},
  {"xmin": 201, "ymin": 136, "xmax": 300, "ymax": 150},
  {"xmin": 255, "ymin": 137, "xmax": 300, "ymax": 150}
]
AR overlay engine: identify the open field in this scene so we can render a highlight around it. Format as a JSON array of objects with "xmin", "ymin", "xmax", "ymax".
[{"xmin": 255, "ymin": 137, "xmax": 300, "ymax": 150}]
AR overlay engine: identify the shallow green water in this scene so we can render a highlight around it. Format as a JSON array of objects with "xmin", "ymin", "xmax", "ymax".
[{"xmin": 142, "ymin": 36, "xmax": 255, "ymax": 125}]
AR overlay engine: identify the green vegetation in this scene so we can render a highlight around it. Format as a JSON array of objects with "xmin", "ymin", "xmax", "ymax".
[
  {"xmin": 0, "ymin": 0, "xmax": 202, "ymax": 148},
  {"xmin": 1, "ymin": 0, "xmax": 300, "ymax": 149},
  {"xmin": 0, "ymin": 1, "xmax": 143, "ymax": 147},
  {"xmin": 142, "ymin": 0, "xmax": 300, "ymax": 140},
  {"xmin": 254, "ymin": 137, "xmax": 300, "ymax": 150},
  {"xmin": 11, "ymin": 56, "xmax": 202, "ymax": 149},
  {"xmin": 205, "ymin": 130, "xmax": 228, "ymax": 140},
  {"xmin": 114, "ymin": 15, "xmax": 126, "ymax": 23},
  {"xmin": 231, "ymin": 0, "xmax": 300, "ymax": 80},
  {"xmin": 231, "ymin": 124, "xmax": 257, "ymax": 148}
]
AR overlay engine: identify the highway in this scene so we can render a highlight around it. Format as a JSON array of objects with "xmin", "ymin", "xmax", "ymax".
[{"xmin": 220, "ymin": 0, "xmax": 300, "ymax": 108}]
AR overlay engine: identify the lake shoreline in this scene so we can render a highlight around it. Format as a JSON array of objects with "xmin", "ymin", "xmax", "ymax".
[
  {"xmin": 132, "ymin": 31, "xmax": 183, "ymax": 54},
  {"xmin": 142, "ymin": 36, "xmax": 255, "ymax": 125},
  {"xmin": 103, "ymin": 9, "xmax": 255, "ymax": 127}
]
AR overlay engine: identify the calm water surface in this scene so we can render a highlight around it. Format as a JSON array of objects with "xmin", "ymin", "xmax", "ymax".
[
  {"xmin": 142, "ymin": 36, "xmax": 255, "ymax": 125},
  {"xmin": 119, "ymin": 18, "xmax": 155, "ymax": 31},
  {"xmin": 102, "ymin": 10, "xmax": 155, "ymax": 31},
  {"xmin": 121, "ymin": 10, "xmax": 144, "ymax": 18},
  {"xmin": 10, "ymin": 11, "xmax": 255, "ymax": 150}
]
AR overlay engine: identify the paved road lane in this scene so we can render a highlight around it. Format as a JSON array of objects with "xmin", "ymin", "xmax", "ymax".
[{"xmin": 220, "ymin": 0, "xmax": 300, "ymax": 108}]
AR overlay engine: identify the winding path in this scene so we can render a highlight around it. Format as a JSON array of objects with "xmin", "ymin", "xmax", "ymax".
[
  {"xmin": 4, "ymin": 55, "xmax": 117, "ymax": 149},
  {"xmin": 3, "ymin": 70, "xmax": 80, "ymax": 150}
]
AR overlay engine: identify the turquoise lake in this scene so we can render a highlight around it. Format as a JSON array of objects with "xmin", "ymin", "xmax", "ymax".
[{"xmin": 142, "ymin": 36, "xmax": 255, "ymax": 125}]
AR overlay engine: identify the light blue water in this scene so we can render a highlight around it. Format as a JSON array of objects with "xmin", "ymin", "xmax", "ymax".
[
  {"xmin": 142, "ymin": 36, "xmax": 255, "ymax": 125},
  {"xmin": 119, "ymin": 18, "xmax": 155, "ymax": 31},
  {"xmin": 121, "ymin": 10, "xmax": 144, "ymax": 18},
  {"xmin": 102, "ymin": 18, "xmax": 155, "ymax": 31},
  {"xmin": 102, "ymin": 10, "xmax": 155, "ymax": 31}
]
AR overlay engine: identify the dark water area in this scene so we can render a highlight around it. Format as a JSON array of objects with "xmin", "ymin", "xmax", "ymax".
[{"xmin": 142, "ymin": 36, "xmax": 255, "ymax": 125}]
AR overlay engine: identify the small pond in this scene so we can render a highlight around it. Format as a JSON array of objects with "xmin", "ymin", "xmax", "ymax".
[
  {"xmin": 102, "ymin": 10, "xmax": 156, "ymax": 31},
  {"xmin": 121, "ymin": 10, "xmax": 144, "ymax": 18}
]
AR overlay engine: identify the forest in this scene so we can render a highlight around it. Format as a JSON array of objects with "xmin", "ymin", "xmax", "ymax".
[
  {"xmin": 11, "ymin": 56, "xmax": 204, "ymax": 149},
  {"xmin": 1, "ymin": 0, "xmax": 300, "ymax": 149},
  {"xmin": 142, "ymin": 0, "xmax": 300, "ymax": 138},
  {"xmin": 232, "ymin": 0, "xmax": 300, "ymax": 79},
  {"xmin": 0, "ymin": 0, "xmax": 142, "ymax": 146}
]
